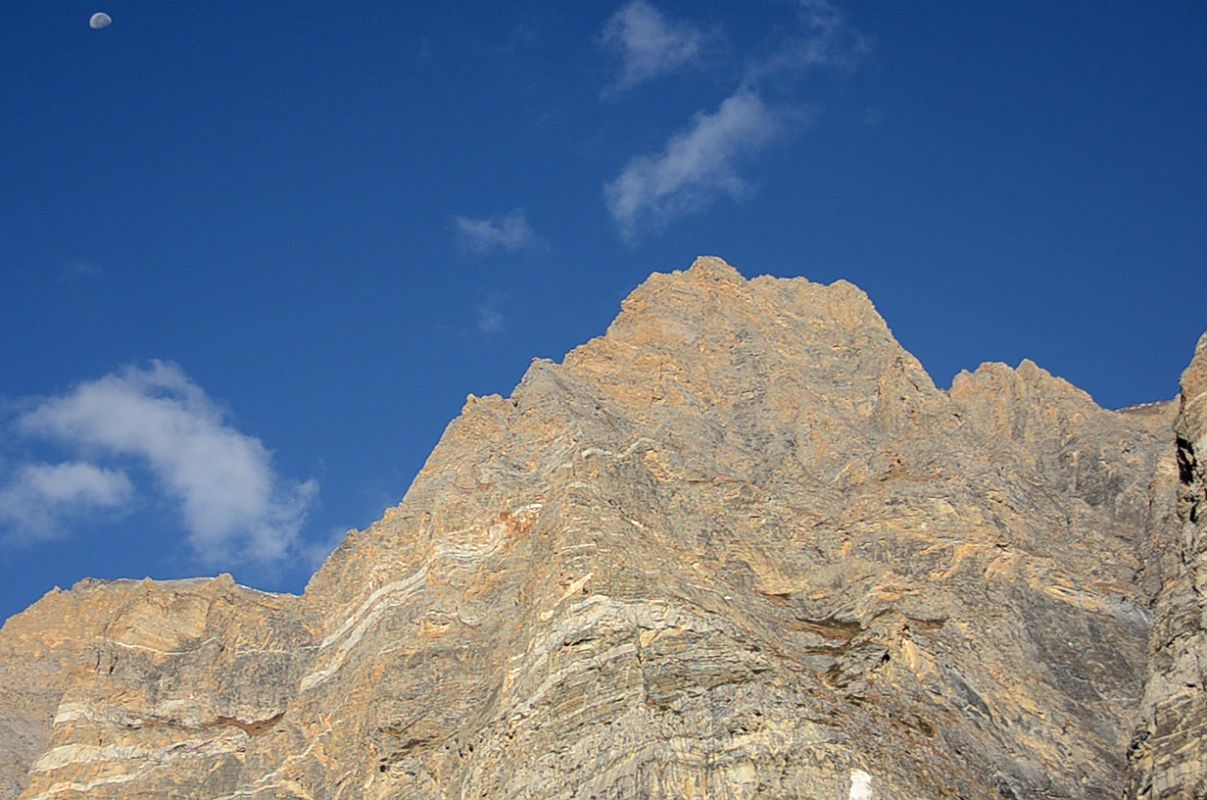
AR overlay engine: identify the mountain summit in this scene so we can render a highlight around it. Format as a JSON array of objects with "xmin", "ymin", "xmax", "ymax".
[{"xmin": 1, "ymin": 257, "xmax": 1202, "ymax": 799}]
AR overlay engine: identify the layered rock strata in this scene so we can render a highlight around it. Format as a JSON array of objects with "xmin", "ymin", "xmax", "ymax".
[{"xmin": 0, "ymin": 257, "xmax": 1196, "ymax": 799}]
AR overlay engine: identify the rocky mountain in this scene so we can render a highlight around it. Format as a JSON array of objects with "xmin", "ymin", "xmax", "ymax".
[{"xmin": 0, "ymin": 257, "xmax": 1201, "ymax": 799}]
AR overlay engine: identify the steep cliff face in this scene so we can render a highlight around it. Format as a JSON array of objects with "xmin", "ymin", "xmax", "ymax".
[
  {"xmin": 0, "ymin": 576, "xmax": 310, "ymax": 800},
  {"xmin": 0, "ymin": 257, "xmax": 1191, "ymax": 799},
  {"xmin": 1127, "ymin": 334, "xmax": 1207, "ymax": 799}
]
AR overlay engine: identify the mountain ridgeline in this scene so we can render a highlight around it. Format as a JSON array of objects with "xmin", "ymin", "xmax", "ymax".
[{"xmin": 1, "ymin": 257, "xmax": 1203, "ymax": 799}]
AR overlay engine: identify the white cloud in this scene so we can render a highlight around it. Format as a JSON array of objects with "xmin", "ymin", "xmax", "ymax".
[
  {"xmin": 0, "ymin": 462, "xmax": 133, "ymax": 541},
  {"xmin": 747, "ymin": 0, "xmax": 868, "ymax": 83},
  {"xmin": 453, "ymin": 210, "xmax": 539, "ymax": 255},
  {"xmin": 474, "ymin": 299, "xmax": 505, "ymax": 335},
  {"xmin": 604, "ymin": 90, "xmax": 788, "ymax": 240},
  {"xmin": 600, "ymin": 1, "xmax": 704, "ymax": 97},
  {"xmin": 16, "ymin": 361, "xmax": 316, "ymax": 565},
  {"xmin": 601, "ymin": 0, "xmax": 864, "ymax": 239}
]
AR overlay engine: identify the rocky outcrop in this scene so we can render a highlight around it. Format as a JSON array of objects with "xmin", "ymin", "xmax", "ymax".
[
  {"xmin": 1127, "ymin": 333, "xmax": 1207, "ymax": 800},
  {"xmin": 0, "ymin": 576, "xmax": 310, "ymax": 800},
  {"xmin": 0, "ymin": 257, "xmax": 1194, "ymax": 799}
]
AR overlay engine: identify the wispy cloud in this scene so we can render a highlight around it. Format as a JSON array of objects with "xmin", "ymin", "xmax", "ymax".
[
  {"xmin": 473, "ymin": 297, "xmax": 506, "ymax": 335},
  {"xmin": 604, "ymin": 90, "xmax": 789, "ymax": 240},
  {"xmin": 62, "ymin": 259, "xmax": 104, "ymax": 280},
  {"xmin": 453, "ymin": 210, "xmax": 540, "ymax": 255},
  {"xmin": 0, "ymin": 462, "xmax": 132, "ymax": 542},
  {"xmin": 14, "ymin": 361, "xmax": 316, "ymax": 565},
  {"xmin": 600, "ymin": 1, "xmax": 704, "ymax": 97},
  {"xmin": 602, "ymin": 0, "xmax": 865, "ymax": 239},
  {"xmin": 747, "ymin": 0, "xmax": 868, "ymax": 83}
]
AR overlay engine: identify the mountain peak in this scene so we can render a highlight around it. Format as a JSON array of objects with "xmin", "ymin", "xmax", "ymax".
[
  {"xmin": 683, "ymin": 254, "xmax": 745, "ymax": 283},
  {"xmin": 0, "ymin": 257, "xmax": 1198, "ymax": 800}
]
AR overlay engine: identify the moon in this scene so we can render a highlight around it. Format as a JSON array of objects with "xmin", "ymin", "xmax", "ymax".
[{"xmin": 89, "ymin": 12, "xmax": 112, "ymax": 30}]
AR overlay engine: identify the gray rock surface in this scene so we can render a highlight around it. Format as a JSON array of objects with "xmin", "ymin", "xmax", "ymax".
[
  {"xmin": 0, "ymin": 257, "xmax": 1196, "ymax": 799},
  {"xmin": 1126, "ymin": 333, "xmax": 1207, "ymax": 800}
]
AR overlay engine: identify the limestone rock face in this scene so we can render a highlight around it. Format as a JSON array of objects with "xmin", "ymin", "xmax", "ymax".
[
  {"xmin": 1126, "ymin": 333, "xmax": 1207, "ymax": 799},
  {"xmin": 0, "ymin": 577, "xmax": 309, "ymax": 800},
  {"xmin": 0, "ymin": 257, "xmax": 1194, "ymax": 799}
]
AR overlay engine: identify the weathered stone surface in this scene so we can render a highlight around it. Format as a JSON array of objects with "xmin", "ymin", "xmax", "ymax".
[
  {"xmin": 1126, "ymin": 333, "xmax": 1207, "ymax": 800},
  {"xmin": 0, "ymin": 256, "xmax": 1194, "ymax": 799},
  {"xmin": 0, "ymin": 576, "xmax": 310, "ymax": 800}
]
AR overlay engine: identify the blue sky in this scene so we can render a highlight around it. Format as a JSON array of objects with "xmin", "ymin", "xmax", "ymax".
[{"xmin": 2, "ymin": 1, "xmax": 1204, "ymax": 620}]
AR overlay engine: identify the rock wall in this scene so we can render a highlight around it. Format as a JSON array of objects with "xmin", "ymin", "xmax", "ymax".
[
  {"xmin": 0, "ymin": 257, "xmax": 1193, "ymax": 799},
  {"xmin": 1127, "ymin": 333, "xmax": 1207, "ymax": 799}
]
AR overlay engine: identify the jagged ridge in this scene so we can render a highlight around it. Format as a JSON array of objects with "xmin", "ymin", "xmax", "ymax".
[{"xmin": 0, "ymin": 257, "xmax": 1197, "ymax": 799}]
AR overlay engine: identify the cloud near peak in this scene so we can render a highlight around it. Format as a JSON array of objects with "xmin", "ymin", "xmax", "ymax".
[
  {"xmin": 12, "ymin": 361, "xmax": 316, "ymax": 565},
  {"xmin": 600, "ymin": 0, "xmax": 865, "ymax": 240},
  {"xmin": 604, "ymin": 90, "xmax": 790, "ymax": 240}
]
